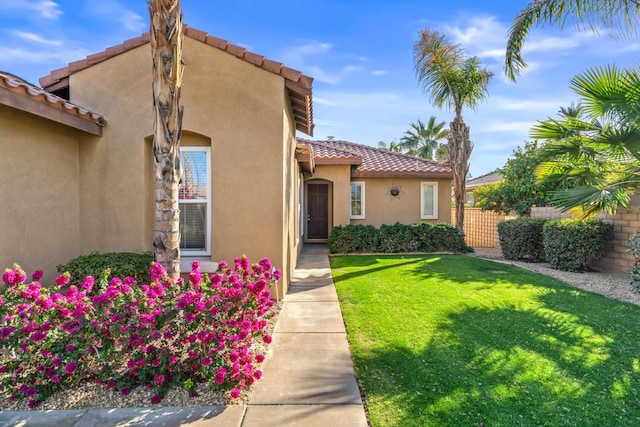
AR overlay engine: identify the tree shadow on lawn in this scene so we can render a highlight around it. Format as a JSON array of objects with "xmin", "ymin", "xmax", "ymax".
[
  {"xmin": 354, "ymin": 302, "xmax": 640, "ymax": 426},
  {"xmin": 351, "ymin": 274, "xmax": 640, "ymax": 426},
  {"xmin": 330, "ymin": 256, "xmax": 423, "ymax": 284}
]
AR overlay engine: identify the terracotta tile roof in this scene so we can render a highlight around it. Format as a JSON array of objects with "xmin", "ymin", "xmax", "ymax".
[
  {"xmin": 39, "ymin": 25, "xmax": 313, "ymax": 136},
  {"xmin": 0, "ymin": 71, "xmax": 105, "ymax": 135},
  {"xmin": 298, "ymin": 138, "xmax": 452, "ymax": 178}
]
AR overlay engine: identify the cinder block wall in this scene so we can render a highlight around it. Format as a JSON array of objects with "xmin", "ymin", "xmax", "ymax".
[{"xmin": 453, "ymin": 208, "xmax": 516, "ymax": 248}]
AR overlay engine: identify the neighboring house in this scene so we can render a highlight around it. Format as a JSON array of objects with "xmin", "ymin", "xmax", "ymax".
[
  {"xmin": 297, "ymin": 138, "xmax": 453, "ymax": 235},
  {"xmin": 465, "ymin": 170, "xmax": 502, "ymax": 205},
  {"xmin": 0, "ymin": 26, "xmax": 451, "ymax": 296}
]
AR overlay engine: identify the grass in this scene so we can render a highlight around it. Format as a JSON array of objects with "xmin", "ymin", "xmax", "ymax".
[{"xmin": 329, "ymin": 254, "xmax": 640, "ymax": 427}]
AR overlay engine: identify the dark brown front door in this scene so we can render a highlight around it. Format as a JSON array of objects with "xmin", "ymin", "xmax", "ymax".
[{"xmin": 308, "ymin": 183, "xmax": 329, "ymax": 239}]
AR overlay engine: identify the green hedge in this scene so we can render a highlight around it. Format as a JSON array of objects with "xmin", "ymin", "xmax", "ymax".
[
  {"xmin": 57, "ymin": 251, "xmax": 153, "ymax": 286},
  {"xmin": 497, "ymin": 218, "xmax": 547, "ymax": 262},
  {"xmin": 542, "ymin": 219, "xmax": 614, "ymax": 272},
  {"xmin": 328, "ymin": 222, "xmax": 470, "ymax": 254}
]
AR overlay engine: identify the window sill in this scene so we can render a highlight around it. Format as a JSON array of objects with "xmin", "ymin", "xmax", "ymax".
[{"xmin": 180, "ymin": 256, "xmax": 218, "ymax": 273}]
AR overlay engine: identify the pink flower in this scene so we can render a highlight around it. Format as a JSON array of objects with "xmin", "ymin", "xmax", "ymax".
[
  {"xmin": 218, "ymin": 261, "xmax": 228, "ymax": 271},
  {"xmin": 191, "ymin": 260, "xmax": 201, "ymax": 270},
  {"xmin": 214, "ymin": 368, "xmax": 227, "ymax": 385},
  {"xmin": 169, "ymin": 355, "xmax": 179, "ymax": 365},
  {"xmin": 151, "ymin": 394, "xmax": 162, "ymax": 404},
  {"xmin": 255, "ymin": 354, "xmax": 265, "ymax": 363},
  {"xmin": 254, "ymin": 370, "xmax": 263, "ymax": 380},
  {"xmin": 28, "ymin": 399, "xmax": 40, "ymax": 409},
  {"xmin": 65, "ymin": 344, "xmax": 75, "ymax": 352},
  {"xmin": 65, "ymin": 361, "xmax": 78, "ymax": 375},
  {"xmin": 31, "ymin": 270, "xmax": 43, "ymax": 281},
  {"xmin": 51, "ymin": 375, "xmax": 61, "ymax": 383},
  {"xmin": 120, "ymin": 387, "xmax": 131, "ymax": 396},
  {"xmin": 230, "ymin": 388, "xmax": 241, "ymax": 399},
  {"xmin": 107, "ymin": 380, "xmax": 116, "ymax": 389},
  {"xmin": 201, "ymin": 357, "xmax": 212, "ymax": 367},
  {"xmin": 150, "ymin": 262, "xmax": 166, "ymax": 282},
  {"xmin": 81, "ymin": 276, "xmax": 95, "ymax": 293},
  {"xmin": 55, "ymin": 272, "xmax": 71, "ymax": 287},
  {"xmin": 263, "ymin": 335, "xmax": 272, "ymax": 344},
  {"xmin": 154, "ymin": 374, "xmax": 166, "ymax": 384},
  {"xmin": 189, "ymin": 270, "xmax": 203, "ymax": 286}
]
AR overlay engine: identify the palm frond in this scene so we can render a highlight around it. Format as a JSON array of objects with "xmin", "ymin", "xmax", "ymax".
[{"xmin": 505, "ymin": 0, "xmax": 640, "ymax": 80}]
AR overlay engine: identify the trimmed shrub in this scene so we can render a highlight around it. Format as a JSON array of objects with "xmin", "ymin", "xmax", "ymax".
[
  {"xmin": 497, "ymin": 218, "xmax": 547, "ymax": 262},
  {"xmin": 413, "ymin": 223, "xmax": 469, "ymax": 253},
  {"xmin": 328, "ymin": 222, "xmax": 469, "ymax": 254},
  {"xmin": 379, "ymin": 222, "xmax": 419, "ymax": 253},
  {"xmin": 627, "ymin": 231, "xmax": 640, "ymax": 292},
  {"xmin": 57, "ymin": 252, "xmax": 153, "ymax": 289},
  {"xmin": 542, "ymin": 219, "xmax": 614, "ymax": 272},
  {"xmin": 328, "ymin": 225, "xmax": 379, "ymax": 253}
]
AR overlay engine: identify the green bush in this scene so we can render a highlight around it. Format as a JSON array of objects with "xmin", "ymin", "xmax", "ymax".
[
  {"xmin": 328, "ymin": 225, "xmax": 379, "ymax": 253},
  {"xmin": 328, "ymin": 222, "xmax": 469, "ymax": 254},
  {"xmin": 542, "ymin": 219, "xmax": 614, "ymax": 272},
  {"xmin": 497, "ymin": 218, "xmax": 547, "ymax": 262},
  {"xmin": 57, "ymin": 251, "xmax": 153, "ymax": 286},
  {"xmin": 379, "ymin": 222, "xmax": 419, "ymax": 253},
  {"xmin": 627, "ymin": 231, "xmax": 640, "ymax": 292}
]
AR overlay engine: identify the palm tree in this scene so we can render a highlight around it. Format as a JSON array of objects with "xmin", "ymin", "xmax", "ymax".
[
  {"xmin": 532, "ymin": 65, "xmax": 640, "ymax": 217},
  {"xmin": 400, "ymin": 116, "xmax": 449, "ymax": 159},
  {"xmin": 413, "ymin": 29, "xmax": 493, "ymax": 233},
  {"xmin": 505, "ymin": 0, "xmax": 640, "ymax": 80},
  {"xmin": 149, "ymin": 0, "xmax": 184, "ymax": 279},
  {"xmin": 378, "ymin": 140, "xmax": 402, "ymax": 152}
]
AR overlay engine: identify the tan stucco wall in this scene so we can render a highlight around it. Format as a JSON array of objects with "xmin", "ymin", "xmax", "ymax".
[
  {"xmin": 349, "ymin": 177, "xmax": 452, "ymax": 227},
  {"xmin": 0, "ymin": 105, "xmax": 82, "ymax": 280},
  {"xmin": 308, "ymin": 165, "xmax": 352, "ymax": 229},
  {"xmin": 68, "ymin": 37, "xmax": 295, "ymax": 291}
]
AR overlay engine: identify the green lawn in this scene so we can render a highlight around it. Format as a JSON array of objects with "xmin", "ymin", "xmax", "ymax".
[{"xmin": 330, "ymin": 254, "xmax": 640, "ymax": 427}]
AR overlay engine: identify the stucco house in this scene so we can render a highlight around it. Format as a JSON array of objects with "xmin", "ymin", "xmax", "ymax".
[
  {"xmin": 0, "ymin": 26, "xmax": 452, "ymax": 296},
  {"xmin": 297, "ymin": 138, "xmax": 452, "ymax": 238}
]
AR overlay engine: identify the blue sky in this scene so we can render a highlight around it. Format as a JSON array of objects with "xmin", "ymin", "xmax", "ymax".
[{"xmin": 1, "ymin": 0, "xmax": 638, "ymax": 177}]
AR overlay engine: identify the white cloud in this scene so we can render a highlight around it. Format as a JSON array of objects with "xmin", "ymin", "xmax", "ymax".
[
  {"xmin": 0, "ymin": 0, "xmax": 62, "ymax": 19},
  {"xmin": 0, "ymin": 45, "xmax": 90, "ymax": 65},
  {"xmin": 281, "ymin": 41, "xmax": 333, "ymax": 66},
  {"xmin": 372, "ymin": 70, "xmax": 388, "ymax": 76},
  {"xmin": 92, "ymin": 0, "xmax": 145, "ymax": 33},
  {"xmin": 482, "ymin": 120, "xmax": 536, "ymax": 133},
  {"xmin": 343, "ymin": 65, "xmax": 363, "ymax": 73},
  {"xmin": 313, "ymin": 97, "xmax": 338, "ymax": 106},
  {"xmin": 490, "ymin": 96, "xmax": 569, "ymax": 113},
  {"xmin": 9, "ymin": 30, "xmax": 62, "ymax": 47}
]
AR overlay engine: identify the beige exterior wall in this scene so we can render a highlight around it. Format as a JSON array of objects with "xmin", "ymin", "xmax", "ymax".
[
  {"xmin": 68, "ymin": 37, "xmax": 296, "ymax": 292},
  {"xmin": 0, "ymin": 105, "xmax": 82, "ymax": 279},
  {"xmin": 350, "ymin": 177, "xmax": 452, "ymax": 227}
]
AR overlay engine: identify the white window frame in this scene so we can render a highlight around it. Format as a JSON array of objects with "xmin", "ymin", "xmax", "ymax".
[
  {"xmin": 179, "ymin": 146, "xmax": 211, "ymax": 256},
  {"xmin": 420, "ymin": 182, "xmax": 438, "ymax": 220},
  {"xmin": 350, "ymin": 181, "xmax": 365, "ymax": 219}
]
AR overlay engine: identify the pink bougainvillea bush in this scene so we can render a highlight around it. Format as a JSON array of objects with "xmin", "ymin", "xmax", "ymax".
[{"xmin": 0, "ymin": 256, "xmax": 279, "ymax": 408}]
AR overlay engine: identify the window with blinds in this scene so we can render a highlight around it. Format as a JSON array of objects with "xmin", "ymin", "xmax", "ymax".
[
  {"xmin": 421, "ymin": 182, "xmax": 438, "ymax": 219},
  {"xmin": 179, "ymin": 147, "xmax": 210, "ymax": 255}
]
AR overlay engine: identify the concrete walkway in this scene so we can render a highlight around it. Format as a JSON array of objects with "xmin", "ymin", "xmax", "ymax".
[{"xmin": 0, "ymin": 244, "xmax": 367, "ymax": 426}]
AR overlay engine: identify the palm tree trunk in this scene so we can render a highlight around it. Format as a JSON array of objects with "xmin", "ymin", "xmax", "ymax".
[
  {"xmin": 448, "ymin": 115, "xmax": 471, "ymax": 235},
  {"xmin": 149, "ymin": 0, "xmax": 184, "ymax": 279}
]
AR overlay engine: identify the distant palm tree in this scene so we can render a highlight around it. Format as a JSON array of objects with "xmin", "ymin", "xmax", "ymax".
[
  {"xmin": 414, "ymin": 29, "xmax": 493, "ymax": 233},
  {"xmin": 505, "ymin": 0, "xmax": 640, "ymax": 80},
  {"xmin": 149, "ymin": 0, "xmax": 184, "ymax": 279},
  {"xmin": 400, "ymin": 116, "xmax": 449, "ymax": 159},
  {"xmin": 378, "ymin": 140, "xmax": 402, "ymax": 152}
]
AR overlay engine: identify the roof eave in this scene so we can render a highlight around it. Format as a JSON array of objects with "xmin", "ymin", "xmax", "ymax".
[
  {"xmin": 351, "ymin": 171, "xmax": 453, "ymax": 179},
  {"xmin": 0, "ymin": 85, "xmax": 104, "ymax": 136}
]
